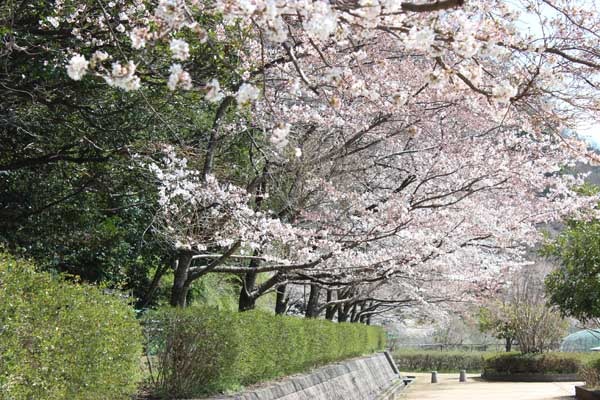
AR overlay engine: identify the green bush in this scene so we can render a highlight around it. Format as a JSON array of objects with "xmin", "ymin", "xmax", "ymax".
[
  {"xmin": 0, "ymin": 253, "xmax": 143, "ymax": 400},
  {"xmin": 393, "ymin": 350, "xmax": 491, "ymax": 372},
  {"xmin": 580, "ymin": 357, "xmax": 600, "ymax": 388},
  {"xmin": 145, "ymin": 306, "xmax": 386, "ymax": 398},
  {"xmin": 483, "ymin": 352, "xmax": 589, "ymax": 376}
]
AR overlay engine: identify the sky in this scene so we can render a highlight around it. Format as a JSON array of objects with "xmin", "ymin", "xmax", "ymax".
[{"xmin": 575, "ymin": 124, "xmax": 600, "ymax": 149}]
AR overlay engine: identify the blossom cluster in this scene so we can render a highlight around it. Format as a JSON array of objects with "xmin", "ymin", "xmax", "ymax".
[{"xmin": 50, "ymin": 0, "xmax": 600, "ymax": 314}]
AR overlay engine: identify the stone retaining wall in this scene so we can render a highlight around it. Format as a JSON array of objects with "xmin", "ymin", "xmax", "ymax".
[{"xmin": 206, "ymin": 352, "xmax": 403, "ymax": 400}]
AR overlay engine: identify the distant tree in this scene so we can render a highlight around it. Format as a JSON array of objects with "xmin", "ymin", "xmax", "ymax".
[
  {"xmin": 478, "ymin": 306, "xmax": 516, "ymax": 352},
  {"xmin": 433, "ymin": 313, "xmax": 491, "ymax": 348},
  {"xmin": 479, "ymin": 265, "xmax": 568, "ymax": 353},
  {"xmin": 544, "ymin": 219, "xmax": 600, "ymax": 322}
]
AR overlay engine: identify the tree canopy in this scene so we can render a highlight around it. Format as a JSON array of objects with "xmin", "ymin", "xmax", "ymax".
[
  {"xmin": 545, "ymin": 219, "xmax": 600, "ymax": 322},
  {"xmin": 3, "ymin": 0, "xmax": 600, "ymax": 319}
]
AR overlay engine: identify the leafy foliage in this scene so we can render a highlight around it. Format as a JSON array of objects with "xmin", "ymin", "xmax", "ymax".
[
  {"xmin": 478, "ymin": 306, "xmax": 517, "ymax": 343},
  {"xmin": 545, "ymin": 220, "xmax": 600, "ymax": 321},
  {"xmin": 482, "ymin": 352, "xmax": 590, "ymax": 376},
  {"xmin": 0, "ymin": 0, "xmax": 248, "ymax": 307},
  {"xmin": 145, "ymin": 306, "xmax": 386, "ymax": 398},
  {"xmin": 580, "ymin": 357, "xmax": 600, "ymax": 388},
  {"xmin": 478, "ymin": 265, "xmax": 568, "ymax": 354},
  {"xmin": 0, "ymin": 253, "xmax": 143, "ymax": 400}
]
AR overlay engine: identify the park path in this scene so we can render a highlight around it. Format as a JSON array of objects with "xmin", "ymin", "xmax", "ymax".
[{"xmin": 397, "ymin": 372, "xmax": 582, "ymax": 400}]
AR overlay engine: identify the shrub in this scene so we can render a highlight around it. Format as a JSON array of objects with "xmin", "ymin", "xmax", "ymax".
[
  {"xmin": 580, "ymin": 357, "xmax": 600, "ymax": 388},
  {"xmin": 483, "ymin": 352, "xmax": 587, "ymax": 376},
  {"xmin": 393, "ymin": 350, "xmax": 491, "ymax": 372},
  {"xmin": 145, "ymin": 306, "xmax": 386, "ymax": 398},
  {"xmin": 0, "ymin": 253, "xmax": 143, "ymax": 400}
]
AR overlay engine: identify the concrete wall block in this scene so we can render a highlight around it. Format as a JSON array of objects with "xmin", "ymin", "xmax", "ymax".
[{"xmin": 211, "ymin": 353, "xmax": 396, "ymax": 400}]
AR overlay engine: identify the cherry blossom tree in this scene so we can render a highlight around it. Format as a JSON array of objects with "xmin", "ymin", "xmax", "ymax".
[{"xmin": 41, "ymin": 0, "xmax": 600, "ymax": 315}]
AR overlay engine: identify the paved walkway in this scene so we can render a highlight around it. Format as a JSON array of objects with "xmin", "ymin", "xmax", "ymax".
[{"xmin": 397, "ymin": 372, "xmax": 583, "ymax": 400}]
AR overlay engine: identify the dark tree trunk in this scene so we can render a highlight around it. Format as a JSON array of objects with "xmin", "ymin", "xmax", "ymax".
[
  {"xmin": 338, "ymin": 310, "xmax": 349, "ymax": 322},
  {"xmin": 325, "ymin": 290, "xmax": 337, "ymax": 320},
  {"xmin": 203, "ymin": 96, "xmax": 235, "ymax": 180},
  {"xmin": 505, "ymin": 337, "xmax": 512, "ymax": 352},
  {"xmin": 140, "ymin": 256, "xmax": 171, "ymax": 309},
  {"xmin": 170, "ymin": 252, "xmax": 193, "ymax": 307},
  {"xmin": 238, "ymin": 167, "xmax": 268, "ymax": 312},
  {"xmin": 305, "ymin": 284, "xmax": 321, "ymax": 318},
  {"xmin": 238, "ymin": 264, "xmax": 258, "ymax": 312},
  {"xmin": 350, "ymin": 303, "xmax": 359, "ymax": 322},
  {"xmin": 338, "ymin": 299, "xmax": 353, "ymax": 322},
  {"xmin": 336, "ymin": 288, "xmax": 353, "ymax": 322},
  {"xmin": 325, "ymin": 306, "xmax": 338, "ymax": 321},
  {"xmin": 275, "ymin": 284, "xmax": 288, "ymax": 315},
  {"xmin": 351, "ymin": 301, "xmax": 368, "ymax": 323}
]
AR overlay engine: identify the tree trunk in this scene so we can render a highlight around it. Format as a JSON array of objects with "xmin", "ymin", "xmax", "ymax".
[
  {"xmin": 338, "ymin": 300, "xmax": 353, "ymax": 323},
  {"xmin": 338, "ymin": 310, "xmax": 349, "ymax": 322},
  {"xmin": 140, "ymin": 257, "xmax": 171, "ymax": 309},
  {"xmin": 325, "ymin": 290, "xmax": 337, "ymax": 320},
  {"xmin": 275, "ymin": 284, "xmax": 288, "ymax": 315},
  {"xmin": 360, "ymin": 313, "xmax": 369, "ymax": 324},
  {"xmin": 337, "ymin": 288, "xmax": 353, "ymax": 322},
  {"xmin": 350, "ymin": 303, "xmax": 361, "ymax": 323},
  {"xmin": 505, "ymin": 337, "xmax": 512, "ymax": 352},
  {"xmin": 238, "ymin": 267, "xmax": 258, "ymax": 311},
  {"xmin": 305, "ymin": 284, "xmax": 321, "ymax": 318},
  {"xmin": 170, "ymin": 251, "xmax": 193, "ymax": 307}
]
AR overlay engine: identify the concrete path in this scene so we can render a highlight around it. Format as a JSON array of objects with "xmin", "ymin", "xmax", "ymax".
[{"xmin": 397, "ymin": 372, "xmax": 583, "ymax": 400}]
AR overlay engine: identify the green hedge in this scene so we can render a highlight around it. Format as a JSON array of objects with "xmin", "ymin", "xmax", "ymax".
[
  {"xmin": 393, "ymin": 350, "xmax": 491, "ymax": 372},
  {"xmin": 393, "ymin": 350, "xmax": 600, "ymax": 376},
  {"xmin": 145, "ymin": 306, "xmax": 386, "ymax": 398},
  {"xmin": 0, "ymin": 253, "xmax": 143, "ymax": 400},
  {"xmin": 580, "ymin": 357, "xmax": 600, "ymax": 388},
  {"xmin": 483, "ymin": 352, "xmax": 591, "ymax": 376}
]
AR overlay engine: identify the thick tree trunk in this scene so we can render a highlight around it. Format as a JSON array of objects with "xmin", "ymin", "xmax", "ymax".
[
  {"xmin": 338, "ymin": 299, "xmax": 353, "ymax": 323},
  {"xmin": 170, "ymin": 252, "xmax": 193, "ymax": 307},
  {"xmin": 238, "ymin": 268, "xmax": 258, "ymax": 311},
  {"xmin": 275, "ymin": 284, "xmax": 288, "ymax": 315},
  {"xmin": 325, "ymin": 290, "xmax": 337, "ymax": 320},
  {"xmin": 305, "ymin": 284, "xmax": 321, "ymax": 318}
]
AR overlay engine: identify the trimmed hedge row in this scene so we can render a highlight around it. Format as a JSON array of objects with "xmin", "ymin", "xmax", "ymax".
[
  {"xmin": 483, "ymin": 352, "xmax": 590, "ymax": 376},
  {"xmin": 580, "ymin": 358, "xmax": 600, "ymax": 388},
  {"xmin": 0, "ymin": 253, "xmax": 143, "ymax": 400},
  {"xmin": 393, "ymin": 350, "xmax": 600, "ymax": 378},
  {"xmin": 146, "ymin": 306, "xmax": 386, "ymax": 398},
  {"xmin": 392, "ymin": 350, "xmax": 490, "ymax": 372}
]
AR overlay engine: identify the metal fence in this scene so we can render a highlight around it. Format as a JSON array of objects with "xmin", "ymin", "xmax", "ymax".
[{"xmin": 390, "ymin": 342, "xmax": 519, "ymax": 352}]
